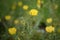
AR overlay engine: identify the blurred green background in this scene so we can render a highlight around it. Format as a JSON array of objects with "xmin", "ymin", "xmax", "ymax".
[{"xmin": 0, "ymin": 0, "xmax": 60, "ymax": 40}]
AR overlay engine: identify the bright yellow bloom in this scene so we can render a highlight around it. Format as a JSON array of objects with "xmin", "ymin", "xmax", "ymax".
[
  {"xmin": 18, "ymin": 1, "xmax": 22, "ymax": 7},
  {"xmin": 46, "ymin": 18, "xmax": 52, "ymax": 23},
  {"xmin": 29, "ymin": 9, "xmax": 38, "ymax": 16},
  {"xmin": 23, "ymin": 5, "xmax": 29, "ymax": 10},
  {"xmin": 14, "ymin": 19, "xmax": 19, "ymax": 24},
  {"xmin": 45, "ymin": 26, "xmax": 55, "ymax": 33},
  {"xmin": 8, "ymin": 27, "xmax": 17, "ymax": 35},
  {"xmin": 5, "ymin": 15, "xmax": 11, "ymax": 20}
]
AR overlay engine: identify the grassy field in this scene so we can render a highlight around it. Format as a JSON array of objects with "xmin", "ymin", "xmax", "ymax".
[{"xmin": 0, "ymin": 0, "xmax": 60, "ymax": 40}]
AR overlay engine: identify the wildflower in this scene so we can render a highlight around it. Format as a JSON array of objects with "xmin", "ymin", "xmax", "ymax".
[
  {"xmin": 23, "ymin": 5, "xmax": 29, "ymax": 10},
  {"xmin": 37, "ymin": 0, "xmax": 41, "ymax": 8},
  {"xmin": 45, "ymin": 26, "xmax": 55, "ymax": 33},
  {"xmin": 8, "ymin": 27, "xmax": 17, "ymax": 35},
  {"xmin": 18, "ymin": 1, "xmax": 22, "ymax": 7},
  {"xmin": 29, "ymin": 9, "xmax": 38, "ymax": 16},
  {"xmin": 5, "ymin": 15, "xmax": 11, "ymax": 20},
  {"xmin": 46, "ymin": 18, "xmax": 52, "ymax": 23},
  {"xmin": 14, "ymin": 19, "xmax": 19, "ymax": 24}
]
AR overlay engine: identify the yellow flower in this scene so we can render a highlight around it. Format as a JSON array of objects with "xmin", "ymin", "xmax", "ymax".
[
  {"xmin": 45, "ymin": 26, "xmax": 55, "ymax": 33},
  {"xmin": 37, "ymin": 4, "xmax": 41, "ymax": 8},
  {"xmin": 37, "ymin": 0, "xmax": 41, "ymax": 8},
  {"xmin": 37, "ymin": 0, "xmax": 41, "ymax": 4},
  {"xmin": 18, "ymin": 1, "xmax": 22, "ymax": 7},
  {"xmin": 23, "ymin": 5, "xmax": 29, "ymax": 10},
  {"xmin": 5, "ymin": 15, "xmax": 11, "ymax": 20},
  {"xmin": 29, "ymin": 9, "xmax": 38, "ymax": 16},
  {"xmin": 46, "ymin": 18, "xmax": 52, "ymax": 23},
  {"xmin": 8, "ymin": 27, "xmax": 17, "ymax": 35},
  {"xmin": 14, "ymin": 19, "xmax": 19, "ymax": 24}
]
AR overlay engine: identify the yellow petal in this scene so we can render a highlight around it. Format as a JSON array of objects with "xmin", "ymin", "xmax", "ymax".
[
  {"xmin": 23, "ymin": 5, "xmax": 29, "ymax": 10},
  {"xmin": 18, "ymin": 1, "xmax": 22, "ymax": 7},
  {"xmin": 14, "ymin": 19, "xmax": 19, "ymax": 24},
  {"xmin": 5, "ymin": 15, "xmax": 11, "ymax": 20},
  {"xmin": 8, "ymin": 27, "xmax": 17, "ymax": 35},
  {"xmin": 29, "ymin": 9, "xmax": 38, "ymax": 16},
  {"xmin": 45, "ymin": 26, "xmax": 55, "ymax": 33},
  {"xmin": 46, "ymin": 18, "xmax": 52, "ymax": 23}
]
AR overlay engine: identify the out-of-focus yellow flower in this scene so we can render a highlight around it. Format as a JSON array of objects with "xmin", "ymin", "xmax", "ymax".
[
  {"xmin": 37, "ymin": 0, "xmax": 41, "ymax": 4},
  {"xmin": 23, "ymin": 5, "xmax": 29, "ymax": 10},
  {"xmin": 18, "ymin": 1, "xmax": 22, "ymax": 7},
  {"xmin": 14, "ymin": 19, "xmax": 19, "ymax": 24},
  {"xmin": 37, "ymin": 0, "xmax": 41, "ymax": 8},
  {"xmin": 8, "ymin": 27, "xmax": 17, "ymax": 35},
  {"xmin": 46, "ymin": 18, "xmax": 52, "ymax": 23},
  {"xmin": 5, "ymin": 15, "xmax": 11, "ymax": 20},
  {"xmin": 45, "ymin": 26, "xmax": 55, "ymax": 33},
  {"xmin": 29, "ymin": 9, "xmax": 38, "ymax": 16},
  {"xmin": 12, "ymin": 3, "xmax": 16, "ymax": 10}
]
